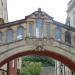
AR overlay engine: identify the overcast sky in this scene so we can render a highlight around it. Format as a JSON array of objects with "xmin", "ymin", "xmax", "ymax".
[{"xmin": 7, "ymin": 0, "xmax": 70, "ymax": 23}]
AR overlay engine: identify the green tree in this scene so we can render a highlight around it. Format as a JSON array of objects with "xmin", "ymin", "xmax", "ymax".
[
  {"xmin": 21, "ymin": 62, "xmax": 42, "ymax": 75},
  {"xmin": 22, "ymin": 55, "xmax": 55, "ymax": 66}
]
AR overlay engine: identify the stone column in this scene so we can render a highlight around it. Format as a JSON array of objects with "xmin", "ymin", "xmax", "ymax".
[
  {"xmin": 50, "ymin": 22, "xmax": 55, "ymax": 39},
  {"xmin": 43, "ymin": 20, "xmax": 47, "ymax": 38}
]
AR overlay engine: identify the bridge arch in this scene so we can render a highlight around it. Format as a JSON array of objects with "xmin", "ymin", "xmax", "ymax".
[{"xmin": 0, "ymin": 50, "xmax": 75, "ymax": 72}]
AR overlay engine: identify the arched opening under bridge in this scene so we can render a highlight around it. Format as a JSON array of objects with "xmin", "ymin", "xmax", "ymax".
[{"xmin": 0, "ymin": 50, "xmax": 75, "ymax": 72}]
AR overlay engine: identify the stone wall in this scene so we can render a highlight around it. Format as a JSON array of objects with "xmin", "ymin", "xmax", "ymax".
[{"xmin": 40, "ymin": 67, "xmax": 55, "ymax": 75}]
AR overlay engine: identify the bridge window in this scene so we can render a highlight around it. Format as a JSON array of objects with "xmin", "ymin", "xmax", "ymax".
[
  {"xmin": 17, "ymin": 26, "xmax": 24, "ymax": 40},
  {"xmin": 0, "ymin": 32, "xmax": 2, "ymax": 44},
  {"xmin": 6, "ymin": 29, "xmax": 13, "ymax": 43},
  {"xmin": 46, "ymin": 25, "xmax": 50, "ymax": 38},
  {"xmin": 65, "ymin": 31, "xmax": 71, "ymax": 44},
  {"xmin": 55, "ymin": 26, "xmax": 61, "ymax": 41},
  {"xmin": 36, "ymin": 18, "xmax": 43, "ymax": 38},
  {"xmin": 29, "ymin": 23, "xmax": 33, "ymax": 37}
]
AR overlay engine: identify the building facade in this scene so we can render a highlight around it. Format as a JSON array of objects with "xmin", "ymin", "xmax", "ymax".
[
  {"xmin": 66, "ymin": 0, "xmax": 75, "ymax": 27},
  {"xmin": 0, "ymin": 0, "xmax": 8, "ymax": 23},
  {"xmin": 0, "ymin": 0, "xmax": 8, "ymax": 75},
  {"xmin": 0, "ymin": 0, "xmax": 20, "ymax": 75}
]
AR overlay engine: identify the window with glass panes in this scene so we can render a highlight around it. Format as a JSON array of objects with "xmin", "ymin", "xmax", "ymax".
[
  {"xmin": 36, "ymin": 18, "xmax": 43, "ymax": 38},
  {"xmin": 55, "ymin": 26, "xmax": 61, "ymax": 41},
  {"xmin": 29, "ymin": 23, "xmax": 33, "ymax": 37},
  {"xmin": 17, "ymin": 26, "xmax": 24, "ymax": 40},
  {"xmin": 6, "ymin": 29, "xmax": 13, "ymax": 43}
]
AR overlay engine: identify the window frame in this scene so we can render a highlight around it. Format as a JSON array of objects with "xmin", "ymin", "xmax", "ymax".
[
  {"xmin": 55, "ymin": 26, "xmax": 61, "ymax": 41},
  {"xmin": 17, "ymin": 26, "xmax": 24, "ymax": 40},
  {"xmin": 65, "ymin": 31, "xmax": 71, "ymax": 44},
  {"xmin": 29, "ymin": 23, "xmax": 33, "ymax": 37},
  {"xmin": 6, "ymin": 29, "xmax": 13, "ymax": 43},
  {"xmin": 36, "ymin": 18, "xmax": 43, "ymax": 38}
]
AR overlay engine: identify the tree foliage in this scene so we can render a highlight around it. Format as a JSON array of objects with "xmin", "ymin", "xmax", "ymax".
[
  {"xmin": 21, "ymin": 55, "xmax": 55, "ymax": 75},
  {"xmin": 22, "ymin": 55, "xmax": 55, "ymax": 66},
  {"xmin": 21, "ymin": 62, "xmax": 42, "ymax": 75}
]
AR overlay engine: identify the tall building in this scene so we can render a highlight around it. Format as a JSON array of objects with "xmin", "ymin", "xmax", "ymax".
[
  {"xmin": 56, "ymin": 0, "xmax": 75, "ymax": 75},
  {"xmin": 0, "ymin": 0, "xmax": 20, "ymax": 75},
  {"xmin": 0, "ymin": 0, "xmax": 8, "ymax": 75},
  {"xmin": 0, "ymin": 0, "xmax": 8, "ymax": 23},
  {"xmin": 66, "ymin": 0, "xmax": 75, "ymax": 27}
]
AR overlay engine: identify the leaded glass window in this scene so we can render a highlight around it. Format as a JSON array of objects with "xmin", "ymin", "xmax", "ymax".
[
  {"xmin": 17, "ymin": 26, "xmax": 24, "ymax": 40},
  {"xmin": 6, "ymin": 29, "xmax": 13, "ymax": 43},
  {"xmin": 55, "ymin": 26, "xmax": 61, "ymax": 41},
  {"xmin": 65, "ymin": 31, "xmax": 71, "ymax": 44},
  {"xmin": 36, "ymin": 18, "xmax": 43, "ymax": 38},
  {"xmin": 29, "ymin": 23, "xmax": 33, "ymax": 37}
]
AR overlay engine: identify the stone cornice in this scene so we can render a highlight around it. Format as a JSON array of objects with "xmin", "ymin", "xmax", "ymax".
[
  {"xmin": 53, "ymin": 21, "xmax": 75, "ymax": 32},
  {"xmin": 67, "ymin": 1, "xmax": 75, "ymax": 12},
  {"xmin": 0, "ymin": 19, "xmax": 26, "ymax": 29},
  {"xmin": 68, "ymin": 0, "xmax": 72, "ymax": 5}
]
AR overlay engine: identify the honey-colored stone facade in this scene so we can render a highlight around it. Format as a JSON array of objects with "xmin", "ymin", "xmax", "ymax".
[
  {"xmin": 0, "ymin": 0, "xmax": 75, "ymax": 75},
  {"xmin": 0, "ymin": 8, "xmax": 75, "ymax": 75}
]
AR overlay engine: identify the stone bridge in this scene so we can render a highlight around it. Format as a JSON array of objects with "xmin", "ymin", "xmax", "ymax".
[
  {"xmin": 0, "ymin": 9, "xmax": 75, "ymax": 72},
  {"xmin": 0, "ymin": 37, "xmax": 75, "ymax": 71}
]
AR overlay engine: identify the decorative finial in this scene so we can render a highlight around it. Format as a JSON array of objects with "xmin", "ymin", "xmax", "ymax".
[{"xmin": 38, "ymin": 8, "xmax": 41, "ymax": 12}]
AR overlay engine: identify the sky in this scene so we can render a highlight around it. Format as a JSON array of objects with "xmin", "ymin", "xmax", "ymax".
[{"xmin": 7, "ymin": 0, "xmax": 70, "ymax": 23}]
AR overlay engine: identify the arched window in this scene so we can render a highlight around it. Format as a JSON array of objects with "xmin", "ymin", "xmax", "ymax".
[
  {"xmin": 36, "ymin": 18, "xmax": 43, "ymax": 38},
  {"xmin": 6, "ymin": 29, "xmax": 13, "ymax": 43},
  {"xmin": 46, "ymin": 25, "xmax": 50, "ymax": 38},
  {"xmin": 29, "ymin": 23, "xmax": 33, "ymax": 37},
  {"xmin": 55, "ymin": 26, "xmax": 61, "ymax": 41},
  {"xmin": 65, "ymin": 31, "xmax": 71, "ymax": 44},
  {"xmin": 17, "ymin": 26, "xmax": 24, "ymax": 40},
  {"xmin": 0, "ymin": 32, "xmax": 2, "ymax": 43}
]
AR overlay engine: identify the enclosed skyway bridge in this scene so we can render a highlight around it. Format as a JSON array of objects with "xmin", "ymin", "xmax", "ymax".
[{"xmin": 0, "ymin": 9, "xmax": 75, "ymax": 72}]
